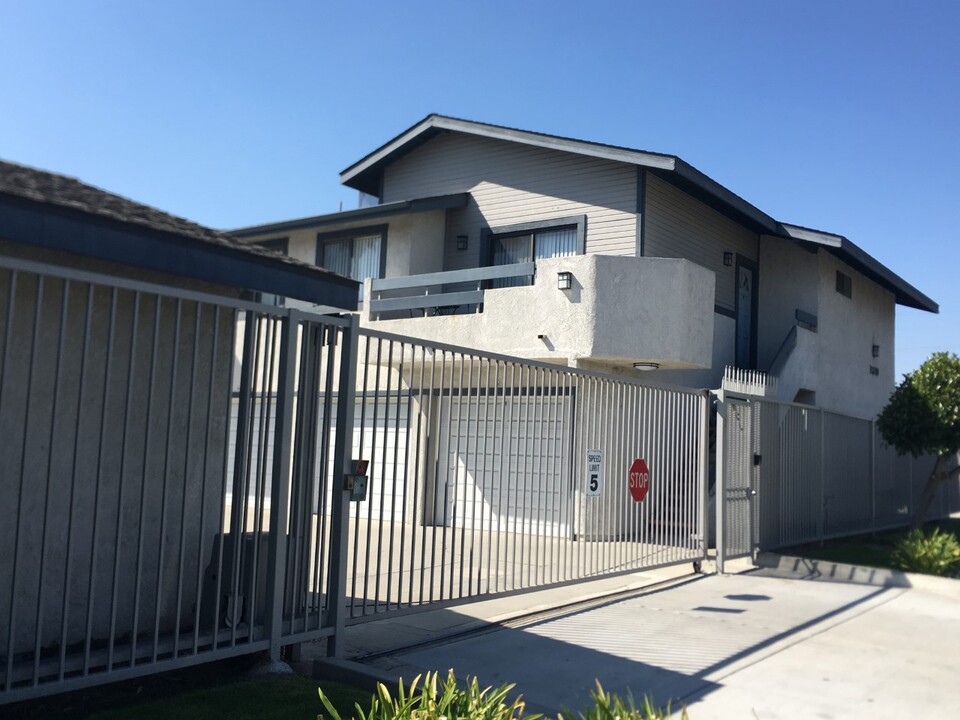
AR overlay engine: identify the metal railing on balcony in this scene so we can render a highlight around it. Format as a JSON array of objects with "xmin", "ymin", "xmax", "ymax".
[{"xmin": 368, "ymin": 262, "xmax": 535, "ymax": 318}]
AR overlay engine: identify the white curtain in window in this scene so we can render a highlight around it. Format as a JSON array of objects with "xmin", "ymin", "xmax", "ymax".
[
  {"xmin": 351, "ymin": 234, "xmax": 382, "ymax": 282},
  {"xmin": 534, "ymin": 227, "xmax": 577, "ymax": 259},
  {"xmin": 352, "ymin": 234, "xmax": 382, "ymax": 301}
]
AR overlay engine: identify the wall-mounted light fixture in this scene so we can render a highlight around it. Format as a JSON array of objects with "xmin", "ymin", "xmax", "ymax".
[
  {"xmin": 723, "ymin": 252, "xmax": 733, "ymax": 267},
  {"xmin": 872, "ymin": 344, "xmax": 880, "ymax": 358},
  {"xmin": 557, "ymin": 271, "xmax": 573, "ymax": 290},
  {"xmin": 633, "ymin": 362, "xmax": 660, "ymax": 371},
  {"xmin": 456, "ymin": 234, "xmax": 468, "ymax": 251}
]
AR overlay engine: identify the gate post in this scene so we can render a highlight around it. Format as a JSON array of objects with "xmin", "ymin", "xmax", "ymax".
[
  {"xmin": 870, "ymin": 419, "xmax": 877, "ymax": 533},
  {"xmin": 698, "ymin": 390, "xmax": 711, "ymax": 566},
  {"xmin": 715, "ymin": 390, "xmax": 727, "ymax": 574},
  {"xmin": 265, "ymin": 310, "xmax": 300, "ymax": 661},
  {"xmin": 326, "ymin": 314, "xmax": 359, "ymax": 658}
]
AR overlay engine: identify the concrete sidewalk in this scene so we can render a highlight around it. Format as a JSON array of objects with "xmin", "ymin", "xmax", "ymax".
[{"xmin": 310, "ymin": 559, "xmax": 960, "ymax": 719}]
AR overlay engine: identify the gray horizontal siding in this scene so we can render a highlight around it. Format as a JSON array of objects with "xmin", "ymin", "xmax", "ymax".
[
  {"xmin": 644, "ymin": 173, "xmax": 758, "ymax": 311},
  {"xmin": 382, "ymin": 133, "xmax": 638, "ymax": 271}
]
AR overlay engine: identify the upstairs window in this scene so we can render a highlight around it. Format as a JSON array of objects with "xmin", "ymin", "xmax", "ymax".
[
  {"xmin": 487, "ymin": 216, "xmax": 585, "ymax": 288},
  {"xmin": 836, "ymin": 270, "xmax": 853, "ymax": 299},
  {"xmin": 317, "ymin": 225, "xmax": 386, "ymax": 301}
]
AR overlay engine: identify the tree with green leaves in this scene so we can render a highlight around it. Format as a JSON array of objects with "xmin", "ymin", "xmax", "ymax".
[{"xmin": 877, "ymin": 352, "xmax": 960, "ymax": 527}]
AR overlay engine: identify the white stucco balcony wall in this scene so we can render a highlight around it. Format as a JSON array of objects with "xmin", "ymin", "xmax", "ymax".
[{"xmin": 362, "ymin": 254, "xmax": 715, "ymax": 370}]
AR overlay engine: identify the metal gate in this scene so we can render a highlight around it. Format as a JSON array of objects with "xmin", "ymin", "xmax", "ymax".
[
  {"xmin": 343, "ymin": 329, "xmax": 711, "ymax": 621},
  {"xmin": 715, "ymin": 391, "xmax": 956, "ymax": 572},
  {"xmin": 716, "ymin": 392, "xmax": 758, "ymax": 570},
  {"xmin": 0, "ymin": 255, "xmax": 356, "ymax": 704}
]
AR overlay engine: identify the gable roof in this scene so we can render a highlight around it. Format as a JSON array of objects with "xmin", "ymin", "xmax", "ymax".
[
  {"xmin": 0, "ymin": 160, "xmax": 358, "ymax": 309},
  {"xmin": 339, "ymin": 114, "xmax": 937, "ymax": 313}
]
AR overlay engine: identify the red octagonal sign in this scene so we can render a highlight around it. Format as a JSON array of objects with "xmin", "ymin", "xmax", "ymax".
[{"xmin": 628, "ymin": 458, "xmax": 650, "ymax": 503}]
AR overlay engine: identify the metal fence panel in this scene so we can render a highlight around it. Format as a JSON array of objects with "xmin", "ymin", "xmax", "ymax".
[
  {"xmin": 717, "ymin": 393, "xmax": 958, "ymax": 563},
  {"xmin": 0, "ymin": 259, "xmax": 349, "ymax": 704},
  {"xmin": 343, "ymin": 330, "xmax": 708, "ymax": 621}
]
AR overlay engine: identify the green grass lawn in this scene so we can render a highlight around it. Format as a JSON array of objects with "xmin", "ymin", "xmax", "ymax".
[
  {"xmin": 786, "ymin": 518, "xmax": 960, "ymax": 571},
  {"xmin": 88, "ymin": 674, "xmax": 368, "ymax": 720},
  {"xmin": 3, "ymin": 654, "xmax": 373, "ymax": 720}
]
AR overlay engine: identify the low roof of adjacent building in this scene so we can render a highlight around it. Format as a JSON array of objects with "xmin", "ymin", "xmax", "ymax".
[
  {"xmin": 0, "ymin": 160, "xmax": 358, "ymax": 309},
  {"xmin": 340, "ymin": 114, "xmax": 937, "ymax": 313}
]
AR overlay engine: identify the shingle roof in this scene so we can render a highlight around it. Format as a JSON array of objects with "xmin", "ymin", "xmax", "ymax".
[{"xmin": 0, "ymin": 159, "xmax": 325, "ymax": 274}]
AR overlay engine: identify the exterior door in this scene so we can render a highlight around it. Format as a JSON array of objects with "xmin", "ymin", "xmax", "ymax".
[{"xmin": 735, "ymin": 259, "xmax": 757, "ymax": 368}]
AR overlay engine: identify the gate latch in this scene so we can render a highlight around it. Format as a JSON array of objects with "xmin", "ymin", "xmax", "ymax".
[{"xmin": 345, "ymin": 459, "xmax": 369, "ymax": 502}]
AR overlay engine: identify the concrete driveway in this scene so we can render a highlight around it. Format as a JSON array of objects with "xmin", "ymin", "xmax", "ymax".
[{"xmin": 358, "ymin": 570, "xmax": 960, "ymax": 719}]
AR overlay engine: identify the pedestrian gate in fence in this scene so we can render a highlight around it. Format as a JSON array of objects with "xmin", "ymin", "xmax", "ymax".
[{"xmin": 715, "ymin": 390, "xmax": 951, "ymax": 572}]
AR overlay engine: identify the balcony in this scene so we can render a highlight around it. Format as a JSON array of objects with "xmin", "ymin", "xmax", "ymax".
[{"xmin": 362, "ymin": 254, "xmax": 715, "ymax": 371}]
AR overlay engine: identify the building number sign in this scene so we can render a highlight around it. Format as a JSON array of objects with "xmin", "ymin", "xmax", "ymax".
[{"xmin": 585, "ymin": 449, "xmax": 604, "ymax": 496}]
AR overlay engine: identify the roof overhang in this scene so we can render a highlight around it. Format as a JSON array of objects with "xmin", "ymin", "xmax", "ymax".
[
  {"xmin": 0, "ymin": 192, "xmax": 360, "ymax": 309},
  {"xmin": 230, "ymin": 193, "xmax": 469, "ymax": 238},
  {"xmin": 340, "ymin": 115, "xmax": 676, "ymax": 197},
  {"xmin": 778, "ymin": 223, "xmax": 938, "ymax": 313}
]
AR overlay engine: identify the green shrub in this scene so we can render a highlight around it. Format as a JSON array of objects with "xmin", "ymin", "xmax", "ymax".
[
  {"xmin": 318, "ymin": 670, "xmax": 538, "ymax": 720},
  {"xmin": 890, "ymin": 528, "xmax": 960, "ymax": 576},
  {"xmin": 560, "ymin": 682, "xmax": 687, "ymax": 720}
]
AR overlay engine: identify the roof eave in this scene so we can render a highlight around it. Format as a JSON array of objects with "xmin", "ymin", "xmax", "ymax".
[
  {"xmin": 230, "ymin": 193, "xmax": 469, "ymax": 238},
  {"xmin": 0, "ymin": 192, "xmax": 360, "ymax": 309},
  {"xmin": 339, "ymin": 114, "xmax": 677, "ymax": 195},
  {"xmin": 780, "ymin": 223, "xmax": 938, "ymax": 313}
]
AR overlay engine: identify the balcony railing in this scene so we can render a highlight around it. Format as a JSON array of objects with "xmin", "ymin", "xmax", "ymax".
[{"xmin": 368, "ymin": 262, "xmax": 535, "ymax": 318}]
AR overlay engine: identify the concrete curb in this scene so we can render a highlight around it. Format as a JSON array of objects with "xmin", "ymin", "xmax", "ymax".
[{"xmin": 755, "ymin": 552, "xmax": 960, "ymax": 597}]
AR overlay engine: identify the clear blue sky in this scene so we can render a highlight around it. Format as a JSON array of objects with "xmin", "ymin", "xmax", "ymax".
[{"xmin": 2, "ymin": 1, "xmax": 957, "ymax": 377}]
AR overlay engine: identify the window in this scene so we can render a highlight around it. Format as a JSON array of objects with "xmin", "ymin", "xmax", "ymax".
[
  {"xmin": 486, "ymin": 216, "xmax": 585, "ymax": 288},
  {"xmin": 317, "ymin": 225, "xmax": 386, "ymax": 301},
  {"xmin": 836, "ymin": 270, "xmax": 853, "ymax": 299}
]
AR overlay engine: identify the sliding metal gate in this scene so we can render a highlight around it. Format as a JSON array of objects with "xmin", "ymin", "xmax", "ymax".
[{"xmin": 343, "ymin": 329, "xmax": 711, "ymax": 622}]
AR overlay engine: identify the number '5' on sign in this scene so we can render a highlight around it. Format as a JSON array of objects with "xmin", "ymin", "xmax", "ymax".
[{"xmin": 585, "ymin": 449, "xmax": 604, "ymax": 496}]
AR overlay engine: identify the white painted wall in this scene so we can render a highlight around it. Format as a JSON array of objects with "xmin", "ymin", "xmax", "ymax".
[
  {"xmin": 362, "ymin": 255, "xmax": 715, "ymax": 370},
  {"xmin": 814, "ymin": 250, "xmax": 895, "ymax": 418},
  {"xmin": 756, "ymin": 235, "xmax": 896, "ymax": 418}
]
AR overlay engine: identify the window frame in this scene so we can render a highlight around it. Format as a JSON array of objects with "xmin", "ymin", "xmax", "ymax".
[
  {"xmin": 315, "ymin": 224, "xmax": 388, "ymax": 282},
  {"xmin": 481, "ymin": 215, "xmax": 587, "ymax": 268},
  {"xmin": 835, "ymin": 270, "xmax": 853, "ymax": 299}
]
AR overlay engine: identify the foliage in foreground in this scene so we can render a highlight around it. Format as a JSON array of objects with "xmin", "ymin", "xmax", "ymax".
[
  {"xmin": 559, "ymin": 681, "xmax": 688, "ymax": 720},
  {"xmin": 877, "ymin": 351, "xmax": 960, "ymax": 526},
  {"xmin": 890, "ymin": 527, "xmax": 960, "ymax": 577},
  {"xmin": 319, "ymin": 670, "xmax": 535, "ymax": 720},
  {"xmin": 318, "ymin": 671, "xmax": 686, "ymax": 720}
]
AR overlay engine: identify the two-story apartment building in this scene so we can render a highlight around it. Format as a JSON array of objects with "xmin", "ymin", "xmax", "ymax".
[{"xmin": 233, "ymin": 115, "xmax": 937, "ymax": 419}]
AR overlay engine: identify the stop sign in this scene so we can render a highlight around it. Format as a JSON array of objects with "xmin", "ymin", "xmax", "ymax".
[{"xmin": 628, "ymin": 458, "xmax": 650, "ymax": 502}]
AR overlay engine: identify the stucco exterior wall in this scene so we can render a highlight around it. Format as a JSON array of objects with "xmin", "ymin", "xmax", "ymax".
[
  {"xmin": 755, "ymin": 236, "xmax": 895, "ymax": 418},
  {"xmin": 361, "ymin": 255, "xmax": 715, "ymax": 370},
  {"xmin": 757, "ymin": 236, "xmax": 819, "ymax": 369},
  {"xmin": 239, "ymin": 210, "xmax": 447, "ymax": 312},
  {"xmin": 814, "ymin": 251, "xmax": 895, "ymax": 418}
]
